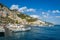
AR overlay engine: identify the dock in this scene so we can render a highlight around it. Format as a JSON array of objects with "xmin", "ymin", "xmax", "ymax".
[
  {"xmin": 0, "ymin": 26, "xmax": 5, "ymax": 32},
  {"xmin": 0, "ymin": 25, "xmax": 13, "ymax": 37},
  {"xmin": 0, "ymin": 24, "xmax": 31, "ymax": 37}
]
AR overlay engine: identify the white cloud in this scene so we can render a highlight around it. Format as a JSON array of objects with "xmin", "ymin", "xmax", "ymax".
[
  {"xmin": 56, "ymin": 10, "xmax": 60, "ymax": 13},
  {"xmin": 42, "ymin": 12, "xmax": 49, "ymax": 15},
  {"xmin": 18, "ymin": 7, "xmax": 36, "ymax": 12},
  {"xmin": 55, "ymin": 16, "xmax": 60, "ymax": 18},
  {"xmin": 43, "ymin": 15, "xmax": 53, "ymax": 18},
  {"xmin": 42, "ymin": 11, "xmax": 50, "ymax": 18},
  {"xmin": 48, "ymin": 10, "xmax": 51, "ymax": 12},
  {"xmin": 30, "ymin": 15, "xmax": 40, "ymax": 18},
  {"xmin": 10, "ymin": 5, "xmax": 36, "ymax": 13},
  {"xmin": 42, "ymin": 12, "xmax": 45, "ymax": 14},
  {"xmin": 26, "ymin": 8, "xmax": 36, "ymax": 12},
  {"xmin": 43, "ymin": 15, "xmax": 48, "ymax": 18},
  {"xmin": 18, "ymin": 6, "xmax": 27, "ymax": 12},
  {"xmin": 10, "ymin": 5, "xmax": 19, "ymax": 10},
  {"xmin": 52, "ymin": 10, "xmax": 60, "ymax": 13},
  {"xmin": 47, "ymin": 10, "xmax": 60, "ymax": 13},
  {"xmin": 41, "ymin": 10, "xmax": 60, "ymax": 18},
  {"xmin": 52, "ymin": 10, "xmax": 56, "ymax": 13}
]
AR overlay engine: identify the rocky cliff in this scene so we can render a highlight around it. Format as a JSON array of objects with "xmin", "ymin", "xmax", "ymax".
[{"xmin": 0, "ymin": 3, "xmax": 53, "ymax": 26}]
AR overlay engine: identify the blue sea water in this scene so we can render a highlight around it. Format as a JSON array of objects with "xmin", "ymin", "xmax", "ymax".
[{"xmin": 0, "ymin": 25, "xmax": 60, "ymax": 40}]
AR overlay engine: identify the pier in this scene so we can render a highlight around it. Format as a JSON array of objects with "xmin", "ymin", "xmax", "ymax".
[
  {"xmin": 0, "ymin": 24, "xmax": 31, "ymax": 37},
  {"xmin": 0, "ymin": 24, "xmax": 13, "ymax": 37}
]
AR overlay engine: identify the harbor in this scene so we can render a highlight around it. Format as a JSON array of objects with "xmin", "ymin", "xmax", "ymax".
[
  {"xmin": 0, "ymin": 25, "xmax": 60, "ymax": 40},
  {"xmin": 0, "ymin": 0, "xmax": 60, "ymax": 40},
  {"xmin": 0, "ymin": 23, "xmax": 31, "ymax": 37}
]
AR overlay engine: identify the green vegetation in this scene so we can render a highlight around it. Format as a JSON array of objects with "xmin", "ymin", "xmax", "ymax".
[
  {"xmin": 17, "ymin": 13, "xmax": 37, "ymax": 22},
  {"xmin": 45, "ymin": 22, "xmax": 53, "ymax": 25},
  {"xmin": 26, "ymin": 18, "xmax": 37, "ymax": 22},
  {"xmin": 15, "ymin": 20, "xmax": 19, "ymax": 24},
  {"xmin": 0, "ymin": 3, "xmax": 53, "ymax": 26},
  {"xmin": 0, "ymin": 16, "xmax": 15, "ymax": 24},
  {"xmin": 17, "ymin": 13, "xmax": 30, "ymax": 19}
]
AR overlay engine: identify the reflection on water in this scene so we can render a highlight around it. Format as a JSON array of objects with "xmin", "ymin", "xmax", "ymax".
[
  {"xmin": 5, "ymin": 31, "xmax": 33, "ymax": 40},
  {"xmin": 0, "ymin": 25, "xmax": 60, "ymax": 40}
]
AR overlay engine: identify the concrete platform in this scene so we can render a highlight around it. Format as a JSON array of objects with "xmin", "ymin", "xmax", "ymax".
[{"xmin": 0, "ymin": 27, "xmax": 5, "ymax": 32}]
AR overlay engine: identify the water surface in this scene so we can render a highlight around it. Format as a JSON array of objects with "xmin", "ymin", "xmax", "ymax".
[{"xmin": 0, "ymin": 25, "xmax": 60, "ymax": 40}]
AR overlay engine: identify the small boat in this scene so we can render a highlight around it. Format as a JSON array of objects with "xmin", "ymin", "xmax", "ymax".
[
  {"xmin": 49, "ymin": 25, "xmax": 54, "ymax": 27},
  {"xmin": 6, "ymin": 23, "xmax": 31, "ymax": 32}
]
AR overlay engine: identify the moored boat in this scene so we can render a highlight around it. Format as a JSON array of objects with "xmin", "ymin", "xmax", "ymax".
[{"xmin": 6, "ymin": 23, "xmax": 31, "ymax": 32}]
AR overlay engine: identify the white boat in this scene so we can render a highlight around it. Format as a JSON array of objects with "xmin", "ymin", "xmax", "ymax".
[
  {"xmin": 6, "ymin": 23, "xmax": 31, "ymax": 32},
  {"xmin": 49, "ymin": 25, "xmax": 54, "ymax": 27}
]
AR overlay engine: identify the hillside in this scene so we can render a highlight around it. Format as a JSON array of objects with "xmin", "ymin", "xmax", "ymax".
[{"xmin": 0, "ymin": 3, "xmax": 53, "ymax": 26}]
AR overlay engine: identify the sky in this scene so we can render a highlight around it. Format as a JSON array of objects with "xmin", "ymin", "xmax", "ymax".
[{"xmin": 0, "ymin": 0, "xmax": 60, "ymax": 25}]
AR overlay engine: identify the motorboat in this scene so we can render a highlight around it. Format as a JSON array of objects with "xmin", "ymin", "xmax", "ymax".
[{"xmin": 5, "ymin": 23, "xmax": 31, "ymax": 32}]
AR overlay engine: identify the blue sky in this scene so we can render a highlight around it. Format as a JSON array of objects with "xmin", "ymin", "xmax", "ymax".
[{"xmin": 0, "ymin": 0, "xmax": 60, "ymax": 25}]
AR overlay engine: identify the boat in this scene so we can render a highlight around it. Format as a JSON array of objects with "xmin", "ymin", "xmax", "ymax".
[
  {"xmin": 49, "ymin": 25, "xmax": 54, "ymax": 27},
  {"xmin": 5, "ymin": 23, "xmax": 31, "ymax": 32}
]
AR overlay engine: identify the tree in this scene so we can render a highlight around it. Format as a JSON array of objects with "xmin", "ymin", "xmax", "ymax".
[{"xmin": 15, "ymin": 20, "xmax": 19, "ymax": 24}]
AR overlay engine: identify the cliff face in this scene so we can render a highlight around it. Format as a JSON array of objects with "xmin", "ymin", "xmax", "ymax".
[{"xmin": 0, "ymin": 3, "xmax": 53, "ymax": 26}]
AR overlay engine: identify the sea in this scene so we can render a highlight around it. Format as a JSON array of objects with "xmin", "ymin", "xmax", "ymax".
[{"xmin": 0, "ymin": 25, "xmax": 60, "ymax": 40}]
